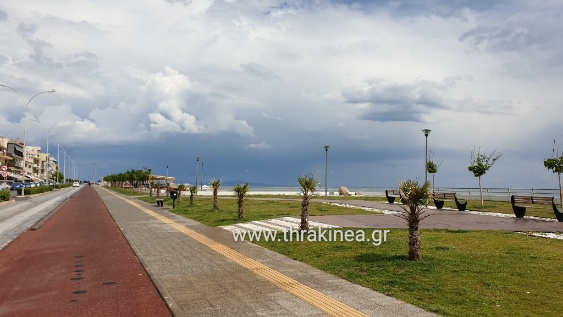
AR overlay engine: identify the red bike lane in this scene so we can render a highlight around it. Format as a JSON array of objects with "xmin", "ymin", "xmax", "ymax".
[{"xmin": 0, "ymin": 186, "xmax": 172, "ymax": 317}]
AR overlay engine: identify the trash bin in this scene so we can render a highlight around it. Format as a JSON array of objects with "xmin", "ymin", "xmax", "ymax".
[{"xmin": 170, "ymin": 190, "xmax": 178, "ymax": 200}]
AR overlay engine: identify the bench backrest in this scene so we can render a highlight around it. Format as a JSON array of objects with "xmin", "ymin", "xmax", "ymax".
[
  {"xmin": 386, "ymin": 189, "xmax": 401, "ymax": 195},
  {"xmin": 511, "ymin": 195, "xmax": 553, "ymax": 205},
  {"xmin": 433, "ymin": 192, "xmax": 456, "ymax": 200}
]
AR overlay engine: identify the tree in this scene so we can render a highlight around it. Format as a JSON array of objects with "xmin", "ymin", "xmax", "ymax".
[
  {"xmin": 177, "ymin": 184, "xmax": 186, "ymax": 202},
  {"xmin": 544, "ymin": 138, "xmax": 563, "ymax": 209},
  {"xmin": 468, "ymin": 147, "xmax": 502, "ymax": 206},
  {"xmin": 298, "ymin": 174, "xmax": 317, "ymax": 231},
  {"xmin": 52, "ymin": 171, "xmax": 64, "ymax": 183},
  {"xmin": 233, "ymin": 183, "xmax": 249, "ymax": 219},
  {"xmin": 211, "ymin": 179, "xmax": 222, "ymax": 211},
  {"xmin": 189, "ymin": 185, "xmax": 197, "ymax": 206},
  {"xmin": 397, "ymin": 179, "xmax": 431, "ymax": 261}
]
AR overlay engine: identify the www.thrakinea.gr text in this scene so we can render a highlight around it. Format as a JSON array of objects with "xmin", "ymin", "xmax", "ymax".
[{"xmin": 231, "ymin": 227, "xmax": 390, "ymax": 246}]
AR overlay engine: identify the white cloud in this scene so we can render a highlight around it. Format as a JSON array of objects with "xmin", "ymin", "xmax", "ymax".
[
  {"xmin": 1, "ymin": 0, "xmax": 562, "ymax": 188},
  {"xmin": 247, "ymin": 142, "xmax": 272, "ymax": 149}
]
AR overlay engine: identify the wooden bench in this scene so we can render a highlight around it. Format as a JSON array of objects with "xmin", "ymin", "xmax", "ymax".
[
  {"xmin": 156, "ymin": 199, "xmax": 164, "ymax": 207},
  {"xmin": 510, "ymin": 195, "xmax": 563, "ymax": 221},
  {"xmin": 385, "ymin": 189, "xmax": 403, "ymax": 204},
  {"xmin": 432, "ymin": 192, "xmax": 467, "ymax": 211}
]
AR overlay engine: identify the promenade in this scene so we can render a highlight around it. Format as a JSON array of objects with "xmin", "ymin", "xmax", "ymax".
[
  {"xmin": 0, "ymin": 186, "xmax": 437, "ymax": 316},
  {"xmin": 1, "ymin": 186, "xmax": 560, "ymax": 316}
]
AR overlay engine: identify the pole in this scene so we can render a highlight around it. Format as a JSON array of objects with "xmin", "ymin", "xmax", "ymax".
[
  {"xmin": 324, "ymin": 145, "xmax": 329, "ymax": 199},
  {"xmin": 201, "ymin": 162, "xmax": 204, "ymax": 190},
  {"xmin": 422, "ymin": 129, "xmax": 431, "ymax": 186},
  {"xmin": 196, "ymin": 157, "xmax": 199, "ymax": 193},
  {"xmin": 425, "ymin": 135, "xmax": 428, "ymax": 185}
]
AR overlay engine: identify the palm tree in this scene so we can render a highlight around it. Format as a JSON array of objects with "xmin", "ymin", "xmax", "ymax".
[
  {"xmin": 189, "ymin": 185, "xmax": 197, "ymax": 206},
  {"xmin": 211, "ymin": 179, "xmax": 222, "ymax": 211},
  {"xmin": 298, "ymin": 174, "xmax": 317, "ymax": 231},
  {"xmin": 177, "ymin": 184, "xmax": 186, "ymax": 202},
  {"xmin": 233, "ymin": 183, "xmax": 249, "ymax": 219},
  {"xmin": 397, "ymin": 179, "xmax": 431, "ymax": 261}
]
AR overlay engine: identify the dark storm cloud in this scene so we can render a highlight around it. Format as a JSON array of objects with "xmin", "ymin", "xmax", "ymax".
[{"xmin": 342, "ymin": 78, "xmax": 451, "ymax": 122}]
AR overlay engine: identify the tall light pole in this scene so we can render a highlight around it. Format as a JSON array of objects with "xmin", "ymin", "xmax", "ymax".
[
  {"xmin": 0, "ymin": 84, "xmax": 55, "ymax": 196},
  {"xmin": 422, "ymin": 129, "xmax": 431, "ymax": 186},
  {"xmin": 324, "ymin": 145, "xmax": 330, "ymax": 199},
  {"xmin": 201, "ymin": 162, "xmax": 204, "ymax": 190},
  {"xmin": 195, "ymin": 156, "xmax": 199, "ymax": 192},
  {"xmin": 31, "ymin": 119, "xmax": 67, "ymax": 184}
]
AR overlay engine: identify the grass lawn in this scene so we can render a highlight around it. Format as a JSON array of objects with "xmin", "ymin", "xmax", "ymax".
[
  {"xmin": 255, "ymin": 229, "xmax": 563, "ymax": 317},
  {"xmin": 116, "ymin": 188, "xmax": 563, "ymax": 316},
  {"xmin": 137, "ymin": 195, "xmax": 377, "ymax": 227}
]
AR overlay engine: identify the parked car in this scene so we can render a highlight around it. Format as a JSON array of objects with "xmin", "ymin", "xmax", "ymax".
[
  {"xmin": 72, "ymin": 182, "xmax": 80, "ymax": 187},
  {"xmin": 10, "ymin": 182, "xmax": 24, "ymax": 190}
]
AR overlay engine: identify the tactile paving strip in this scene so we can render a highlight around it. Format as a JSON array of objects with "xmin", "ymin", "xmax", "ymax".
[{"xmin": 106, "ymin": 189, "xmax": 368, "ymax": 317}]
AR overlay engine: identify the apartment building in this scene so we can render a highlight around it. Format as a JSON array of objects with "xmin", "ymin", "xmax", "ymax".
[{"xmin": 0, "ymin": 135, "xmax": 60, "ymax": 183}]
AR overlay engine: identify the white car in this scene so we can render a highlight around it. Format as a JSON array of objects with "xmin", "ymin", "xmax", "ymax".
[{"xmin": 72, "ymin": 182, "xmax": 80, "ymax": 187}]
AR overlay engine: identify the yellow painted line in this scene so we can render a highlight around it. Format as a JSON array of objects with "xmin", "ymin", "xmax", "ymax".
[{"xmin": 105, "ymin": 190, "xmax": 368, "ymax": 317}]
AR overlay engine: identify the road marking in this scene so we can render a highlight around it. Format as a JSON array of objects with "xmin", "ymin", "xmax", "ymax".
[{"xmin": 105, "ymin": 190, "xmax": 368, "ymax": 317}]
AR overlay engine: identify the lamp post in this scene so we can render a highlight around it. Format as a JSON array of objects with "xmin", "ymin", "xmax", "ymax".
[
  {"xmin": 201, "ymin": 162, "xmax": 204, "ymax": 191},
  {"xmin": 324, "ymin": 145, "xmax": 329, "ymax": 199},
  {"xmin": 0, "ymin": 84, "xmax": 55, "ymax": 196},
  {"xmin": 31, "ymin": 119, "xmax": 67, "ymax": 184},
  {"xmin": 422, "ymin": 129, "xmax": 431, "ymax": 186},
  {"xmin": 195, "ymin": 156, "xmax": 199, "ymax": 192}
]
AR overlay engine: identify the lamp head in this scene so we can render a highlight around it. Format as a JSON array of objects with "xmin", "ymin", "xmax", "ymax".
[
  {"xmin": 422, "ymin": 129, "xmax": 431, "ymax": 137},
  {"xmin": 324, "ymin": 145, "xmax": 330, "ymax": 151}
]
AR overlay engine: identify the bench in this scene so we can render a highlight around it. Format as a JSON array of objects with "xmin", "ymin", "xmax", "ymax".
[
  {"xmin": 510, "ymin": 195, "xmax": 563, "ymax": 221},
  {"xmin": 156, "ymin": 199, "xmax": 164, "ymax": 207},
  {"xmin": 385, "ymin": 189, "xmax": 403, "ymax": 204},
  {"xmin": 432, "ymin": 192, "xmax": 467, "ymax": 211}
]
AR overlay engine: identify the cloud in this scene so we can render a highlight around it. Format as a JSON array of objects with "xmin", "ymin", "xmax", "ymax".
[
  {"xmin": 1, "ymin": 0, "xmax": 562, "ymax": 188},
  {"xmin": 342, "ymin": 78, "xmax": 453, "ymax": 122},
  {"xmin": 240, "ymin": 63, "xmax": 280, "ymax": 81},
  {"xmin": 247, "ymin": 142, "xmax": 272, "ymax": 149},
  {"xmin": 0, "ymin": 9, "xmax": 7, "ymax": 22}
]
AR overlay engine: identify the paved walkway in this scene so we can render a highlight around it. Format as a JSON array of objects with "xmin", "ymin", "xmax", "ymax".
[
  {"xmin": 5, "ymin": 189, "xmax": 559, "ymax": 316},
  {"xmin": 94, "ymin": 187, "xmax": 437, "ymax": 316},
  {"xmin": 312, "ymin": 200, "xmax": 562, "ymax": 232}
]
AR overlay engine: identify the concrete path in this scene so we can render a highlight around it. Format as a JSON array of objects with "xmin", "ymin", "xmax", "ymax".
[
  {"xmin": 312, "ymin": 200, "xmax": 562, "ymax": 232},
  {"xmin": 95, "ymin": 187, "xmax": 438, "ymax": 316}
]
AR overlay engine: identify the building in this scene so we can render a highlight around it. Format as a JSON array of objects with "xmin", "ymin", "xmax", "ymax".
[{"xmin": 0, "ymin": 136, "xmax": 60, "ymax": 183}]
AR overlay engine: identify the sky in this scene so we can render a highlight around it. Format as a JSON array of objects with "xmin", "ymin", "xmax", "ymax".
[{"xmin": 1, "ymin": 0, "xmax": 562, "ymax": 189}]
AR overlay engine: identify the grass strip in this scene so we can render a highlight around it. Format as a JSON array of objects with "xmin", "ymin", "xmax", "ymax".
[{"xmin": 255, "ymin": 229, "xmax": 563, "ymax": 317}]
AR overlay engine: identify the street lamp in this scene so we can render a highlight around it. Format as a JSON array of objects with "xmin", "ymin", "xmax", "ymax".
[
  {"xmin": 201, "ymin": 162, "xmax": 204, "ymax": 190},
  {"xmin": 422, "ymin": 129, "xmax": 431, "ymax": 186},
  {"xmin": 195, "ymin": 156, "xmax": 199, "ymax": 192},
  {"xmin": 324, "ymin": 145, "xmax": 329, "ymax": 199},
  {"xmin": 0, "ymin": 84, "xmax": 55, "ymax": 196},
  {"xmin": 31, "ymin": 119, "xmax": 67, "ymax": 184}
]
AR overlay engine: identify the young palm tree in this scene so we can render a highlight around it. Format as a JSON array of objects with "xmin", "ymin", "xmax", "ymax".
[
  {"xmin": 233, "ymin": 183, "xmax": 249, "ymax": 219},
  {"xmin": 397, "ymin": 179, "xmax": 431, "ymax": 261},
  {"xmin": 211, "ymin": 179, "xmax": 222, "ymax": 211},
  {"xmin": 177, "ymin": 184, "xmax": 186, "ymax": 202},
  {"xmin": 189, "ymin": 185, "xmax": 197, "ymax": 206},
  {"xmin": 298, "ymin": 174, "xmax": 317, "ymax": 231}
]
